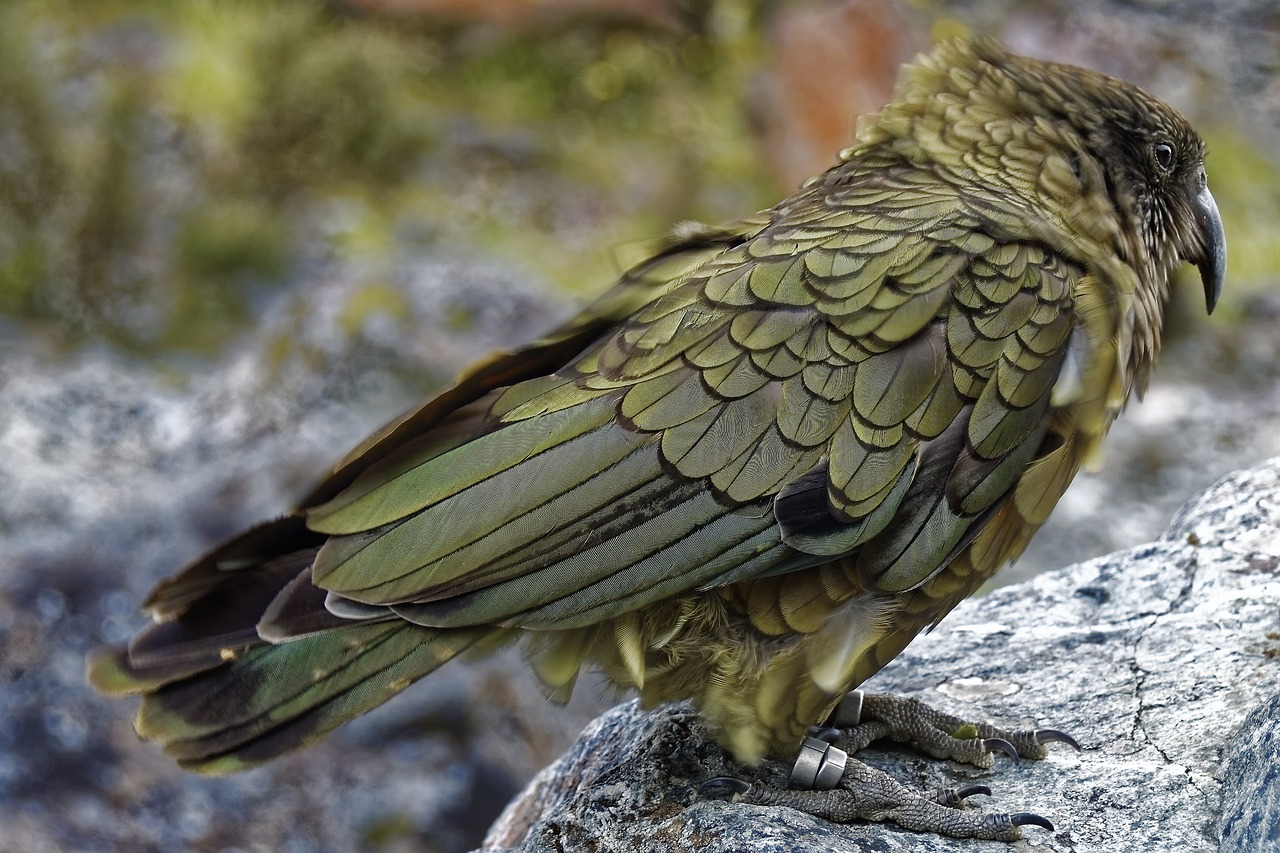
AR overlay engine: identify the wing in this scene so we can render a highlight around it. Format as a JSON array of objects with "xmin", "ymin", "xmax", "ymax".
[
  {"xmin": 300, "ymin": 162, "xmax": 1083, "ymax": 636},
  {"xmin": 136, "ymin": 217, "xmax": 768, "ymax": 625},
  {"xmin": 87, "ymin": 218, "xmax": 778, "ymax": 770}
]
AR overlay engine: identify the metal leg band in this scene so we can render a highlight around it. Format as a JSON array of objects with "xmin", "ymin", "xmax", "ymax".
[{"xmin": 789, "ymin": 735, "xmax": 848, "ymax": 790}]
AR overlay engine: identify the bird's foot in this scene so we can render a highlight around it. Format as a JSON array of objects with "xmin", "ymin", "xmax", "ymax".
[
  {"xmin": 824, "ymin": 690, "xmax": 1079, "ymax": 769},
  {"xmin": 700, "ymin": 761, "xmax": 1052, "ymax": 841},
  {"xmin": 699, "ymin": 690, "xmax": 1077, "ymax": 840}
]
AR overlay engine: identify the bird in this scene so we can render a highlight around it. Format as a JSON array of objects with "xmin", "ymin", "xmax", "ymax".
[{"xmin": 90, "ymin": 37, "xmax": 1225, "ymax": 840}]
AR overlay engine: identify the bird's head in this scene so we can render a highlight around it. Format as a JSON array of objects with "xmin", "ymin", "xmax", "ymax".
[
  {"xmin": 870, "ymin": 38, "xmax": 1227, "ymax": 317},
  {"xmin": 967, "ymin": 38, "xmax": 1227, "ymax": 316},
  {"xmin": 1047, "ymin": 62, "xmax": 1226, "ymax": 316}
]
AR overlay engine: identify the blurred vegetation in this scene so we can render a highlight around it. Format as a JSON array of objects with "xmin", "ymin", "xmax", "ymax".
[
  {"xmin": 1198, "ymin": 129, "xmax": 1280, "ymax": 314},
  {"xmin": 1, "ymin": 0, "xmax": 1273, "ymax": 360},
  {"xmin": 0, "ymin": 0, "xmax": 777, "ymax": 356}
]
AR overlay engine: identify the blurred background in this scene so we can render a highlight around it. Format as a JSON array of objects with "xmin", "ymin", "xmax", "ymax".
[{"xmin": 1, "ymin": 0, "xmax": 1277, "ymax": 850}]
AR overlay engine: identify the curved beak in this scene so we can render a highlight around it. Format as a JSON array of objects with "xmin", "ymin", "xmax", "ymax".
[{"xmin": 1192, "ymin": 185, "xmax": 1226, "ymax": 314}]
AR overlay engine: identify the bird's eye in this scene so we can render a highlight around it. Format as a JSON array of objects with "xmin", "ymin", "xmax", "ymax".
[{"xmin": 1153, "ymin": 142, "xmax": 1175, "ymax": 172}]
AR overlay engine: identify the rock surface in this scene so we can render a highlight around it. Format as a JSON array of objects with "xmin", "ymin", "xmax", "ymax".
[
  {"xmin": 482, "ymin": 459, "xmax": 1280, "ymax": 853},
  {"xmin": 0, "ymin": 255, "xmax": 608, "ymax": 853}
]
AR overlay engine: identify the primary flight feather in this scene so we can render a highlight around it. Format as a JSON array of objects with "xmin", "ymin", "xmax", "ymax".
[{"xmin": 91, "ymin": 37, "xmax": 1225, "ymax": 824}]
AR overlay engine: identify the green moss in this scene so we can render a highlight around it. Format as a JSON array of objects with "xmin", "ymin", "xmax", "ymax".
[
  {"xmin": 360, "ymin": 813, "xmax": 419, "ymax": 850},
  {"xmin": 0, "ymin": 242, "xmax": 46, "ymax": 316},
  {"xmin": 1200, "ymin": 128, "xmax": 1280, "ymax": 299},
  {"xmin": 340, "ymin": 283, "xmax": 409, "ymax": 336},
  {"xmin": 0, "ymin": 0, "xmax": 785, "ymax": 357},
  {"xmin": 177, "ymin": 200, "xmax": 288, "ymax": 283}
]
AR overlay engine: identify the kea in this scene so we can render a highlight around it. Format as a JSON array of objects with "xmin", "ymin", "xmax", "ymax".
[{"xmin": 90, "ymin": 38, "xmax": 1226, "ymax": 841}]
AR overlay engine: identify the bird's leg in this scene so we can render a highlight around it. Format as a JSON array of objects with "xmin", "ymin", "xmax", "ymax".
[
  {"xmin": 699, "ymin": 690, "xmax": 1077, "ymax": 841},
  {"xmin": 824, "ymin": 690, "xmax": 1079, "ymax": 769}
]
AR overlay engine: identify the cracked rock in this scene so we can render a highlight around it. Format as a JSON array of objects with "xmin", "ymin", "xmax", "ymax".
[{"xmin": 482, "ymin": 458, "xmax": 1280, "ymax": 853}]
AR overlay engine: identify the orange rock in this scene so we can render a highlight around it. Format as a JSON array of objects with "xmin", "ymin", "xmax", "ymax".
[{"xmin": 758, "ymin": 0, "xmax": 928, "ymax": 189}]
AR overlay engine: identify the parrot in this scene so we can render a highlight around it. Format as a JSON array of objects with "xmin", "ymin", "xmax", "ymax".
[{"xmin": 89, "ymin": 37, "xmax": 1226, "ymax": 840}]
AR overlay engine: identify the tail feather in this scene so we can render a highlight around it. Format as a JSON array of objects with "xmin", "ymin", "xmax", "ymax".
[
  {"xmin": 88, "ymin": 644, "xmax": 224, "ymax": 695},
  {"xmin": 127, "ymin": 549, "xmax": 316, "ymax": 669},
  {"xmin": 88, "ymin": 513, "xmax": 504, "ymax": 774},
  {"xmin": 189, "ymin": 626, "xmax": 494, "ymax": 773},
  {"xmin": 142, "ymin": 516, "xmax": 323, "ymax": 619},
  {"xmin": 91, "ymin": 621, "xmax": 498, "ymax": 774}
]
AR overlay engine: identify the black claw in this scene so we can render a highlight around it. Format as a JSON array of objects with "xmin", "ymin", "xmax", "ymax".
[
  {"xmin": 807, "ymin": 725, "xmax": 842, "ymax": 744},
  {"xmin": 1034, "ymin": 728, "xmax": 1082, "ymax": 751},
  {"xmin": 954, "ymin": 784, "xmax": 992, "ymax": 800},
  {"xmin": 1010, "ymin": 812, "xmax": 1055, "ymax": 832},
  {"xmin": 982, "ymin": 737, "xmax": 1019, "ymax": 762},
  {"xmin": 699, "ymin": 776, "xmax": 751, "ymax": 800}
]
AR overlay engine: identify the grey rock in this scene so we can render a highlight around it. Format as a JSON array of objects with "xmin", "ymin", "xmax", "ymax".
[
  {"xmin": 1219, "ymin": 693, "xmax": 1280, "ymax": 853},
  {"xmin": 483, "ymin": 459, "xmax": 1280, "ymax": 852},
  {"xmin": 0, "ymin": 253, "xmax": 592, "ymax": 853}
]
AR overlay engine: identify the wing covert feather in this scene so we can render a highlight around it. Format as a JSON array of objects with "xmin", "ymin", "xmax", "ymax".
[{"xmin": 298, "ymin": 161, "xmax": 1087, "ymax": 633}]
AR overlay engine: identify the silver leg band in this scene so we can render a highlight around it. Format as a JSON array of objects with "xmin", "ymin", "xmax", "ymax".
[
  {"xmin": 789, "ymin": 735, "xmax": 848, "ymax": 790},
  {"xmin": 831, "ymin": 689, "xmax": 864, "ymax": 727}
]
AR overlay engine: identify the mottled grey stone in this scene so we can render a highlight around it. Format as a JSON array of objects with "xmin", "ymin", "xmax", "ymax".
[
  {"xmin": 0, "ymin": 254, "xmax": 587, "ymax": 853},
  {"xmin": 483, "ymin": 460, "xmax": 1280, "ymax": 853},
  {"xmin": 1218, "ymin": 692, "xmax": 1280, "ymax": 853}
]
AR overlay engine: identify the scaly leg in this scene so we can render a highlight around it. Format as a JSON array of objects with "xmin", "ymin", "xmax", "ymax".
[
  {"xmin": 825, "ymin": 690, "xmax": 1078, "ymax": 768},
  {"xmin": 700, "ymin": 690, "xmax": 1078, "ymax": 841}
]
